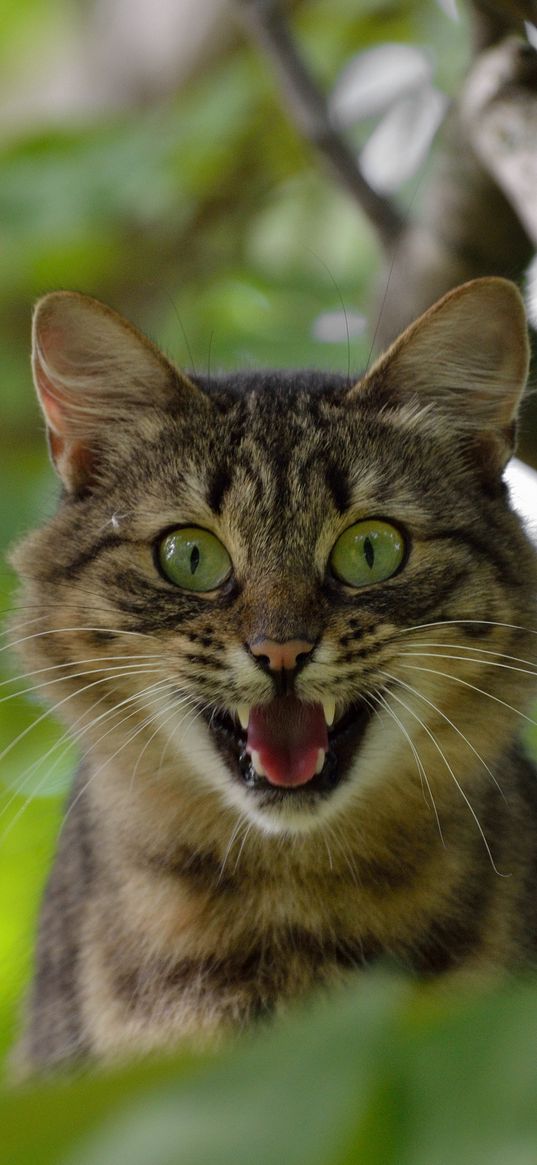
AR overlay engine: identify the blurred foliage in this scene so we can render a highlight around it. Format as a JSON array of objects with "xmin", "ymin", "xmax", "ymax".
[
  {"xmin": 5, "ymin": 975, "xmax": 537, "ymax": 1164},
  {"xmin": 1, "ymin": 0, "xmax": 536, "ymax": 1160}
]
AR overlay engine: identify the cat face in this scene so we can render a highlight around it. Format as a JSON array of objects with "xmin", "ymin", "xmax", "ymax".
[{"xmin": 10, "ymin": 280, "xmax": 537, "ymax": 839}]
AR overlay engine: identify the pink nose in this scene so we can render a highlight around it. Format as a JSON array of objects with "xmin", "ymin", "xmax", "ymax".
[{"xmin": 249, "ymin": 638, "xmax": 314, "ymax": 672}]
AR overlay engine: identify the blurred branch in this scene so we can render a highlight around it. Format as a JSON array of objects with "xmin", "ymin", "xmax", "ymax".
[
  {"xmin": 235, "ymin": 0, "xmax": 536, "ymax": 336},
  {"xmin": 234, "ymin": 0, "xmax": 404, "ymax": 248},
  {"xmin": 471, "ymin": 0, "xmax": 537, "ymax": 47},
  {"xmin": 462, "ymin": 36, "xmax": 537, "ymax": 245},
  {"xmin": 235, "ymin": 0, "xmax": 537, "ymax": 464}
]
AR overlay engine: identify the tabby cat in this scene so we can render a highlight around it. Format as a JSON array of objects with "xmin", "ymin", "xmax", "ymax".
[{"xmin": 9, "ymin": 276, "xmax": 537, "ymax": 1075}]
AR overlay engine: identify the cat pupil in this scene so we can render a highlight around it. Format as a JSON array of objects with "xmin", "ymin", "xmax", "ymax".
[
  {"xmin": 190, "ymin": 545, "xmax": 200, "ymax": 574},
  {"xmin": 364, "ymin": 537, "xmax": 374, "ymax": 569}
]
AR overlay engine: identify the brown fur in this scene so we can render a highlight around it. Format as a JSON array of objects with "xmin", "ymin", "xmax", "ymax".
[{"xmin": 8, "ymin": 278, "xmax": 537, "ymax": 1075}]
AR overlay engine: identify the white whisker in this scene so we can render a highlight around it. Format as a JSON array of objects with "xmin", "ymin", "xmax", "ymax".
[
  {"xmin": 57, "ymin": 684, "xmax": 179, "ymax": 841},
  {"xmin": 397, "ymin": 650, "xmax": 537, "ymax": 680},
  {"xmin": 380, "ymin": 679, "xmax": 507, "ymax": 877},
  {"xmin": 382, "ymin": 669, "xmax": 506, "ymax": 800},
  {"xmin": 376, "ymin": 689, "xmax": 444, "ymax": 843},
  {"xmin": 323, "ymin": 832, "xmax": 334, "ymax": 871},
  {"xmin": 0, "ymin": 656, "xmax": 163, "ymax": 705},
  {"xmin": 233, "ymin": 820, "xmax": 254, "ymax": 873},
  {"xmin": 0, "ymin": 675, "xmax": 168, "ymax": 834},
  {"xmin": 399, "ymin": 663, "xmax": 537, "ymax": 729},
  {"xmin": 323, "ymin": 819, "xmax": 361, "ymax": 887},
  {"xmin": 1, "ymin": 680, "xmax": 170, "ymax": 844},
  {"xmin": 0, "ymin": 666, "xmax": 162, "ymax": 772},
  {"xmin": 395, "ymin": 639, "xmax": 537, "ymax": 670},
  {"xmin": 219, "ymin": 814, "xmax": 248, "ymax": 882},
  {"xmin": 397, "ymin": 619, "xmax": 537, "ymax": 638},
  {"xmin": 0, "ymin": 625, "xmax": 159, "ymax": 657},
  {"xmin": 129, "ymin": 691, "xmax": 199, "ymax": 792}
]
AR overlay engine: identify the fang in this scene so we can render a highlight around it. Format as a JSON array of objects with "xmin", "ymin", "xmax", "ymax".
[
  {"xmin": 237, "ymin": 704, "xmax": 250, "ymax": 731},
  {"xmin": 322, "ymin": 697, "xmax": 336, "ymax": 727}
]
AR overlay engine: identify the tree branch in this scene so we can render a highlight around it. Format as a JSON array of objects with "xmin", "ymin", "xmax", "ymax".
[
  {"xmin": 471, "ymin": 0, "xmax": 537, "ymax": 50},
  {"xmin": 234, "ymin": 0, "xmax": 404, "ymax": 248},
  {"xmin": 462, "ymin": 36, "xmax": 537, "ymax": 246}
]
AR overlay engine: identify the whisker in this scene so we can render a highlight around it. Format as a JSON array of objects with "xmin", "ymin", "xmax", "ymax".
[
  {"xmin": 1, "ymin": 683, "xmax": 116, "ymax": 815},
  {"xmin": 219, "ymin": 814, "xmax": 248, "ymax": 882},
  {"xmin": 0, "ymin": 678, "xmax": 171, "ymax": 844},
  {"xmin": 397, "ymin": 619, "xmax": 537, "ymax": 638},
  {"xmin": 394, "ymin": 640, "xmax": 537, "ymax": 670},
  {"xmin": 149, "ymin": 691, "xmax": 214, "ymax": 779},
  {"xmin": 398, "ymin": 663, "xmax": 537, "ymax": 729},
  {"xmin": 0, "ymin": 671, "xmax": 165, "ymax": 824},
  {"xmin": 0, "ymin": 601, "xmax": 143, "ymax": 621},
  {"xmin": 323, "ymin": 819, "xmax": 361, "ymax": 888},
  {"xmin": 129, "ymin": 691, "xmax": 200, "ymax": 792},
  {"xmin": 376, "ymin": 689, "xmax": 444, "ymax": 843},
  {"xmin": 0, "ymin": 656, "xmax": 163, "ymax": 704},
  {"xmin": 380, "ymin": 679, "xmax": 506, "ymax": 877},
  {"xmin": 0, "ymin": 602, "xmax": 159, "ymax": 641},
  {"xmin": 69, "ymin": 679, "xmax": 172, "ymax": 763},
  {"xmin": 322, "ymin": 831, "xmax": 334, "ymax": 871},
  {"xmin": 382, "ymin": 669, "xmax": 506, "ymax": 802},
  {"xmin": 0, "ymin": 626, "xmax": 159, "ymax": 657},
  {"xmin": 233, "ymin": 820, "xmax": 254, "ymax": 873},
  {"xmin": 154, "ymin": 692, "xmax": 215, "ymax": 777},
  {"xmin": 57, "ymin": 683, "xmax": 179, "ymax": 841},
  {"xmin": 0, "ymin": 666, "xmax": 162, "ymax": 771},
  {"xmin": 397, "ymin": 650, "xmax": 537, "ymax": 680}
]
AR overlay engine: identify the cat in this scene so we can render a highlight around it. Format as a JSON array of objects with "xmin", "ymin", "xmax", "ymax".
[{"xmin": 8, "ymin": 276, "xmax": 537, "ymax": 1076}]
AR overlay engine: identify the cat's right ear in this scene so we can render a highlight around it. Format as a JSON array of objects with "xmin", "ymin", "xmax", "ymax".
[
  {"xmin": 32, "ymin": 291, "xmax": 205, "ymax": 492},
  {"xmin": 352, "ymin": 278, "xmax": 529, "ymax": 474}
]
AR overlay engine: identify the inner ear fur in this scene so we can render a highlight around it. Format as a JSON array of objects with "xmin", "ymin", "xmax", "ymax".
[
  {"xmin": 353, "ymin": 278, "xmax": 529, "ymax": 466},
  {"xmin": 32, "ymin": 291, "xmax": 205, "ymax": 492}
]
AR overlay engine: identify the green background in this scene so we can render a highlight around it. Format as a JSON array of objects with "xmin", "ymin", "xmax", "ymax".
[{"xmin": 1, "ymin": 1, "xmax": 537, "ymax": 1160}]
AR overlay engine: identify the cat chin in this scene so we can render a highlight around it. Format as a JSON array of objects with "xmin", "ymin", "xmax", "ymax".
[{"xmin": 227, "ymin": 784, "xmax": 360, "ymax": 837}]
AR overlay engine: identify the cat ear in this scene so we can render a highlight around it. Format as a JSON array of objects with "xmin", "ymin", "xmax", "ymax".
[
  {"xmin": 355, "ymin": 278, "xmax": 529, "ymax": 470},
  {"xmin": 32, "ymin": 291, "xmax": 202, "ymax": 492}
]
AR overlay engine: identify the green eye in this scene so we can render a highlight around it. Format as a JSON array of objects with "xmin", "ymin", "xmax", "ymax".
[
  {"xmin": 158, "ymin": 527, "xmax": 232, "ymax": 592},
  {"xmin": 330, "ymin": 519, "xmax": 405, "ymax": 588}
]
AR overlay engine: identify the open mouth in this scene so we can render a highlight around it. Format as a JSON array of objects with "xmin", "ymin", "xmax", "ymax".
[{"xmin": 206, "ymin": 694, "xmax": 375, "ymax": 802}]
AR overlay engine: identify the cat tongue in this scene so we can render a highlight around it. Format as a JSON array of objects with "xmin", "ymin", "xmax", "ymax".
[{"xmin": 247, "ymin": 696, "xmax": 328, "ymax": 787}]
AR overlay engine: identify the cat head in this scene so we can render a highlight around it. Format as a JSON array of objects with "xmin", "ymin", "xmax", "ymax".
[{"xmin": 12, "ymin": 278, "xmax": 536, "ymax": 839}]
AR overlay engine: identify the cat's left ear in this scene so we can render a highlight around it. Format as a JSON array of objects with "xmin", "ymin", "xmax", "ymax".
[
  {"xmin": 353, "ymin": 278, "xmax": 529, "ymax": 472},
  {"xmin": 32, "ymin": 291, "xmax": 206, "ymax": 492}
]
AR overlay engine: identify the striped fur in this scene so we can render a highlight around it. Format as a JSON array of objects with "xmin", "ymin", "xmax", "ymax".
[{"xmin": 9, "ymin": 279, "xmax": 537, "ymax": 1074}]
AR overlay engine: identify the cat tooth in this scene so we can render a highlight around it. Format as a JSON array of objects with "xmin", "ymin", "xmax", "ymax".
[
  {"xmin": 250, "ymin": 749, "xmax": 267, "ymax": 777},
  {"xmin": 315, "ymin": 749, "xmax": 326, "ymax": 775},
  {"xmin": 237, "ymin": 704, "xmax": 250, "ymax": 731},
  {"xmin": 322, "ymin": 697, "xmax": 336, "ymax": 727}
]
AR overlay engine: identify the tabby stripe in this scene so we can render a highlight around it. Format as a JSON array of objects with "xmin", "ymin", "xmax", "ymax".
[
  {"xmin": 406, "ymin": 787, "xmax": 502, "ymax": 976},
  {"xmin": 409, "ymin": 882, "xmax": 490, "ymax": 975},
  {"xmin": 113, "ymin": 929, "xmax": 381, "ymax": 1013},
  {"xmin": 422, "ymin": 526, "xmax": 521, "ymax": 582},
  {"xmin": 206, "ymin": 466, "xmax": 232, "ymax": 515},
  {"xmin": 50, "ymin": 534, "xmax": 133, "ymax": 580},
  {"xmin": 141, "ymin": 843, "xmax": 237, "ymax": 893},
  {"xmin": 29, "ymin": 773, "xmax": 94, "ymax": 1067}
]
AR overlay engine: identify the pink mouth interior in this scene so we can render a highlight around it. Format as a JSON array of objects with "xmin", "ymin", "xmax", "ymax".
[{"xmin": 246, "ymin": 696, "xmax": 328, "ymax": 787}]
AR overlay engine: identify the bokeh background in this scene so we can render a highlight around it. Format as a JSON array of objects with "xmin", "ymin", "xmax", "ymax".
[{"xmin": 1, "ymin": 2, "xmax": 537, "ymax": 1161}]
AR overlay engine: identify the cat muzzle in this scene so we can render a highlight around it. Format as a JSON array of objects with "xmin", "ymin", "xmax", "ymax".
[{"xmin": 207, "ymin": 695, "xmax": 374, "ymax": 801}]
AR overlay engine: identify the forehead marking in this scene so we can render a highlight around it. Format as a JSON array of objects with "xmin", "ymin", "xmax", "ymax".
[{"xmin": 206, "ymin": 465, "xmax": 232, "ymax": 515}]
